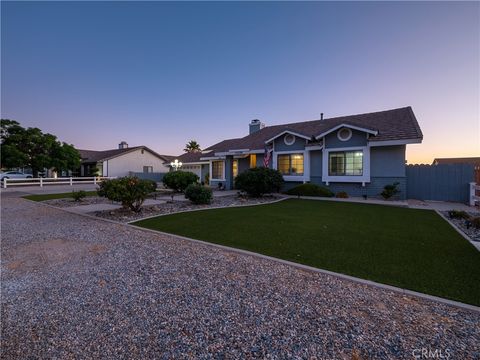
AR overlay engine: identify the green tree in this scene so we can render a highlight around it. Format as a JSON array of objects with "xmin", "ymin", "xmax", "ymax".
[
  {"xmin": 1, "ymin": 119, "xmax": 81, "ymax": 176},
  {"xmin": 183, "ymin": 140, "xmax": 201, "ymax": 153}
]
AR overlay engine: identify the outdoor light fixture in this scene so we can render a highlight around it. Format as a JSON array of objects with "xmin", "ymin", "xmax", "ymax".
[{"xmin": 170, "ymin": 159, "xmax": 182, "ymax": 171}]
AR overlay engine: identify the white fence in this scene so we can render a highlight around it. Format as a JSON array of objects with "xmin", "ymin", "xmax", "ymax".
[
  {"xmin": 2, "ymin": 177, "xmax": 115, "ymax": 188},
  {"xmin": 470, "ymin": 182, "xmax": 480, "ymax": 206}
]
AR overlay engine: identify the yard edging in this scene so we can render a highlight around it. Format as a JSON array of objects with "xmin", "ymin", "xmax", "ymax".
[
  {"xmin": 22, "ymin": 196, "xmax": 480, "ymax": 313},
  {"xmin": 282, "ymin": 194, "xmax": 410, "ymax": 207},
  {"xmin": 127, "ymin": 223, "xmax": 480, "ymax": 313},
  {"xmin": 435, "ymin": 210, "xmax": 480, "ymax": 251},
  {"xmin": 126, "ymin": 197, "xmax": 289, "ymax": 223}
]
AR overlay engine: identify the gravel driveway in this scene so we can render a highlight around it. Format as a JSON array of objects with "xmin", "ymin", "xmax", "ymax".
[{"xmin": 1, "ymin": 192, "xmax": 479, "ymax": 359}]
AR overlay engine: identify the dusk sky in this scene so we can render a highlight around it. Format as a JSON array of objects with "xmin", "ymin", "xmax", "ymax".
[{"xmin": 1, "ymin": 1, "xmax": 478, "ymax": 164}]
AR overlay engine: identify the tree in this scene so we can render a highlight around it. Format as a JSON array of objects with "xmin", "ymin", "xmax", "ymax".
[
  {"xmin": 1, "ymin": 119, "xmax": 81, "ymax": 176},
  {"xmin": 184, "ymin": 140, "xmax": 201, "ymax": 153}
]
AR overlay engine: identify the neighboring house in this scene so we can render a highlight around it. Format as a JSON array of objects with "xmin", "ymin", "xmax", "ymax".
[
  {"xmin": 173, "ymin": 107, "xmax": 423, "ymax": 199},
  {"xmin": 432, "ymin": 157, "xmax": 480, "ymax": 166},
  {"xmin": 78, "ymin": 142, "xmax": 173, "ymax": 177}
]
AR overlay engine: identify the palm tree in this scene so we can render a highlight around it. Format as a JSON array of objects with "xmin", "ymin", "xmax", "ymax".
[{"xmin": 184, "ymin": 140, "xmax": 201, "ymax": 153}]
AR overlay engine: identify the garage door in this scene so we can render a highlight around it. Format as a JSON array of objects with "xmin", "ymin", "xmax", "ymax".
[{"xmin": 182, "ymin": 165, "xmax": 202, "ymax": 178}]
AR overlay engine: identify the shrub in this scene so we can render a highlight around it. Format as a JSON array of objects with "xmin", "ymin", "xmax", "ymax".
[
  {"xmin": 71, "ymin": 190, "xmax": 87, "ymax": 202},
  {"xmin": 97, "ymin": 176, "xmax": 156, "ymax": 212},
  {"xmin": 285, "ymin": 183, "xmax": 334, "ymax": 197},
  {"xmin": 381, "ymin": 182, "xmax": 400, "ymax": 200},
  {"xmin": 185, "ymin": 184, "xmax": 213, "ymax": 204},
  {"xmin": 448, "ymin": 210, "xmax": 470, "ymax": 220},
  {"xmin": 163, "ymin": 171, "xmax": 199, "ymax": 192},
  {"xmin": 336, "ymin": 191, "xmax": 349, "ymax": 198},
  {"xmin": 471, "ymin": 217, "xmax": 480, "ymax": 229},
  {"xmin": 234, "ymin": 167, "xmax": 283, "ymax": 197}
]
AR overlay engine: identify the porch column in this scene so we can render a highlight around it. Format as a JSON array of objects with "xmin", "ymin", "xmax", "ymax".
[{"xmin": 225, "ymin": 155, "xmax": 234, "ymax": 190}]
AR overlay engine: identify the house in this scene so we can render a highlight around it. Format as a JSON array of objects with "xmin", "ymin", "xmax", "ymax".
[
  {"xmin": 173, "ymin": 107, "xmax": 423, "ymax": 199},
  {"xmin": 432, "ymin": 157, "xmax": 480, "ymax": 166},
  {"xmin": 78, "ymin": 142, "xmax": 174, "ymax": 177}
]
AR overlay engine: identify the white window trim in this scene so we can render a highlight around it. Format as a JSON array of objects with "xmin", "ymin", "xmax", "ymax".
[
  {"xmin": 315, "ymin": 124, "xmax": 378, "ymax": 140},
  {"xmin": 265, "ymin": 130, "xmax": 311, "ymax": 144},
  {"xmin": 322, "ymin": 146, "xmax": 370, "ymax": 184},
  {"xmin": 210, "ymin": 160, "xmax": 226, "ymax": 181},
  {"xmin": 337, "ymin": 128, "xmax": 352, "ymax": 142},
  {"xmin": 284, "ymin": 134, "xmax": 296, "ymax": 146},
  {"xmin": 273, "ymin": 150, "xmax": 310, "ymax": 183}
]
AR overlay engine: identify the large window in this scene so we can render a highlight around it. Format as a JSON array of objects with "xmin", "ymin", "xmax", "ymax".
[
  {"xmin": 277, "ymin": 153, "xmax": 304, "ymax": 176},
  {"xmin": 212, "ymin": 161, "xmax": 224, "ymax": 180},
  {"xmin": 328, "ymin": 151, "xmax": 363, "ymax": 176}
]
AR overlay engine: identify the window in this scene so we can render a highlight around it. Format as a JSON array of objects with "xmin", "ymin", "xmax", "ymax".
[
  {"xmin": 212, "ymin": 161, "xmax": 224, "ymax": 179},
  {"xmin": 233, "ymin": 160, "xmax": 238, "ymax": 177},
  {"xmin": 250, "ymin": 154, "xmax": 257, "ymax": 168},
  {"xmin": 277, "ymin": 154, "xmax": 304, "ymax": 176},
  {"xmin": 284, "ymin": 134, "xmax": 295, "ymax": 145},
  {"xmin": 143, "ymin": 166, "xmax": 153, "ymax": 173},
  {"xmin": 337, "ymin": 128, "xmax": 352, "ymax": 141},
  {"xmin": 328, "ymin": 151, "xmax": 363, "ymax": 176}
]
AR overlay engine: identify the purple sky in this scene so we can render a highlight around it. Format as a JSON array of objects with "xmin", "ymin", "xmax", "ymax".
[{"xmin": 1, "ymin": 1, "xmax": 479, "ymax": 163}]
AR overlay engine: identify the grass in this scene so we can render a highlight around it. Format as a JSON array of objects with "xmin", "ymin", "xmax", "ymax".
[
  {"xmin": 133, "ymin": 199, "xmax": 480, "ymax": 306},
  {"xmin": 23, "ymin": 191, "xmax": 98, "ymax": 202}
]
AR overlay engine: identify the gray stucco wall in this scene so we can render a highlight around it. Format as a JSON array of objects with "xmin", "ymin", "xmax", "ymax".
[
  {"xmin": 274, "ymin": 134, "xmax": 307, "ymax": 152},
  {"xmin": 324, "ymin": 129, "xmax": 367, "ymax": 148}
]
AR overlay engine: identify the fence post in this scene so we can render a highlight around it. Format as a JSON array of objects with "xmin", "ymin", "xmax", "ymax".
[
  {"xmin": 70, "ymin": 177, "xmax": 73, "ymax": 186},
  {"xmin": 93, "ymin": 177, "xmax": 97, "ymax": 185},
  {"xmin": 470, "ymin": 182, "xmax": 477, "ymax": 206},
  {"xmin": 40, "ymin": 177, "xmax": 43, "ymax": 187},
  {"xmin": 3, "ymin": 178, "xmax": 7, "ymax": 189}
]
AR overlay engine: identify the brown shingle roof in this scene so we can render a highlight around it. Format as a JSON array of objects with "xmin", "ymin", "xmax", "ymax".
[
  {"xmin": 78, "ymin": 146, "xmax": 174, "ymax": 163},
  {"xmin": 198, "ymin": 106, "xmax": 422, "ymax": 155}
]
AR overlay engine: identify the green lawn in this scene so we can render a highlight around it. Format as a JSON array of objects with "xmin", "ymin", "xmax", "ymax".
[
  {"xmin": 133, "ymin": 199, "xmax": 480, "ymax": 306},
  {"xmin": 23, "ymin": 191, "xmax": 98, "ymax": 201}
]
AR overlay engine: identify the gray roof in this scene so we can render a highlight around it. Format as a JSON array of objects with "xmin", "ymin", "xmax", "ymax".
[
  {"xmin": 177, "ymin": 107, "xmax": 422, "ymax": 162},
  {"xmin": 78, "ymin": 146, "xmax": 174, "ymax": 164},
  {"xmin": 432, "ymin": 157, "xmax": 480, "ymax": 166}
]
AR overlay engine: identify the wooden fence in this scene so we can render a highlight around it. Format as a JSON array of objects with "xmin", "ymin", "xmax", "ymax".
[{"xmin": 406, "ymin": 164, "xmax": 475, "ymax": 204}]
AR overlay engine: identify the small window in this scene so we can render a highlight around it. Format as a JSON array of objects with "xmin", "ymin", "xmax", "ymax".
[
  {"xmin": 249, "ymin": 154, "xmax": 257, "ymax": 168},
  {"xmin": 212, "ymin": 161, "xmax": 224, "ymax": 179},
  {"xmin": 284, "ymin": 134, "xmax": 295, "ymax": 145},
  {"xmin": 277, "ymin": 153, "xmax": 304, "ymax": 176},
  {"xmin": 141, "ymin": 149, "xmax": 145, "ymax": 154},
  {"xmin": 233, "ymin": 160, "xmax": 238, "ymax": 178},
  {"xmin": 328, "ymin": 151, "xmax": 363, "ymax": 176},
  {"xmin": 337, "ymin": 128, "xmax": 352, "ymax": 141},
  {"xmin": 143, "ymin": 166, "xmax": 153, "ymax": 173}
]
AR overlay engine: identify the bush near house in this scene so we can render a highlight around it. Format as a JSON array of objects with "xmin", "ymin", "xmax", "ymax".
[
  {"xmin": 185, "ymin": 184, "xmax": 213, "ymax": 205},
  {"xmin": 381, "ymin": 182, "xmax": 400, "ymax": 200},
  {"xmin": 235, "ymin": 167, "xmax": 283, "ymax": 197},
  {"xmin": 97, "ymin": 176, "xmax": 156, "ymax": 212},
  {"xmin": 336, "ymin": 191, "xmax": 349, "ymax": 198},
  {"xmin": 285, "ymin": 183, "xmax": 334, "ymax": 198},
  {"xmin": 471, "ymin": 217, "xmax": 480, "ymax": 229},
  {"xmin": 163, "ymin": 171, "xmax": 199, "ymax": 192}
]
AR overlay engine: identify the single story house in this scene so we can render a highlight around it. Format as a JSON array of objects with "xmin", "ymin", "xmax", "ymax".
[
  {"xmin": 174, "ymin": 107, "xmax": 423, "ymax": 199},
  {"xmin": 78, "ymin": 142, "xmax": 174, "ymax": 177}
]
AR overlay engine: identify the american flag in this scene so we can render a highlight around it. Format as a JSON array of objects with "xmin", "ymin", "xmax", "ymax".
[{"xmin": 263, "ymin": 145, "xmax": 272, "ymax": 167}]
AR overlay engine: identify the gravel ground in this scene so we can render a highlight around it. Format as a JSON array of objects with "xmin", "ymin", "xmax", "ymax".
[
  {"xmin": 92, "ymin": 195, "xmax": 282, "ymax": 223},
  {"xmin": 2, "ymin": 192, "xmax": 479, "ymax": 359},
  {"xmin": 441, "ymin": 211, "xmax": 480, "ymax": 242},
  {"xmin": 44, "ymin": 196, "xmax": 114, "ymax": 208}
]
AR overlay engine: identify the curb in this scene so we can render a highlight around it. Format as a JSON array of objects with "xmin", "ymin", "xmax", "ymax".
[
  {"xmin": 283, "ymin": 195, "xmax": 410, "ymax": 208},
  {"xmin": 435, "ymin": 210, "xmax": 480, "ymax": 252},
  {"xmin": 20, "ymin": 196, "xmax": 480, "ymax": 313}
]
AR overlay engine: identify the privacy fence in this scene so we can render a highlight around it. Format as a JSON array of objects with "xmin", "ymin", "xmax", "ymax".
[{"xmin": 406, "ymin": 164, "xmax": 475, "ymax": 204}]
